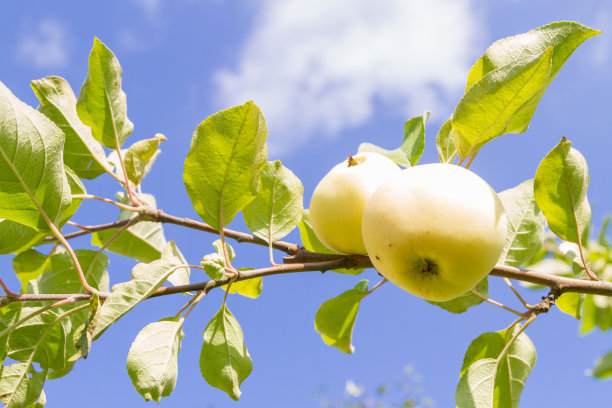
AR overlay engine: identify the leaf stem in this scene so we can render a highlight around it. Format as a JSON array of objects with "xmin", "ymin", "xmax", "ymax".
[
  {"xmin": 503, "ymin": 277, "xmax": 534, "ymax": 309},
  {"xmin": 469, "ymin": 289, "xmax": 525, "ymax": 317},
  {"xmin": 72, "ymin": 194, "xmax": 142, "ymax": 212},
  {"xmin": 367, "ymin": 279, "xmax": 387, "ymax": 295}
]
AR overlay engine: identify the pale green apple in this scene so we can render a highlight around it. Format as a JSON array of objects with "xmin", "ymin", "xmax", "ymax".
[
  {"xmin": 362, "ymin": 163, "xmax": 506, "ymax": 301},
  {"xmin": 309, "ymin": 152, "xmax": 401, "ymax": 255}
]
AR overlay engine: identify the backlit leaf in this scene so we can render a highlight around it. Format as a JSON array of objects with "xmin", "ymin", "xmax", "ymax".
[
  {"xmin": 124, "ymin": 133, "xmax": 166, "ymax": 185},
  {"xmin": 183, "ymin": 101, "xmax": 268, "ymax": 230}
]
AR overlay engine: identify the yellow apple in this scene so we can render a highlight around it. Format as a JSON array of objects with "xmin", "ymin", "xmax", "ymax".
[
  {"xmin": 309, "ymin": 152, "xmax": 401, "ymax": 255},
  {"xmin": 362, "ymin": 163, "xmax": 506, "ymax": 301}
]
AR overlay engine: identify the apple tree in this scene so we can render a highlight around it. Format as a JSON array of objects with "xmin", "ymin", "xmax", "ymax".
[{"xmin": 0, "ymin": 21, "xmax": 610, "ymax": 407}]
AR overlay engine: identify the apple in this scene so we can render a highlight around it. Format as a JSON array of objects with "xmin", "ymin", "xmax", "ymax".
[
  {"xmin": 309, "ymin": 152, "xmax": 401, "ymax": 255},
  {"xmin": 362, "ymin": 163, "xmax": 506, "ymax": 301}
]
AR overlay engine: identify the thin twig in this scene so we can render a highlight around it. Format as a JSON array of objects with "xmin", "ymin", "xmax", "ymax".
[
  {"xmin": 72, "ymin": 194, "xmax": 142, "ymax": 212},
  {"xmin": 503, "ymin": 277, "xmax": 534, "ymax": 309},
  {"xmin": 469, "ymin": 289, "xmax": 525, "ymax": 317}
]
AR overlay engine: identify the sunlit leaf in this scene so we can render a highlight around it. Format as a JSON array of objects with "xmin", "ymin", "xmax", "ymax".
[
  {"xmin": 243, "ymin": 160, "xmax": 303, "ymax": 243},
  {"xmin": 127, "ymin": 319, "xmax": 183, "ymax": 402},
  {"xmin": 452, "ymin": 47, "xmax": 553, "ymax": 160},
  {"xmin": 358, "ymin": 112, "xmax": 429, "ymax": 167},
  {"xmin": 498, "ymin": 179, "xmax": 546, "ymax": 267},
  {"xmin": 436, "ymin": 119, "xmax": 456, "ymax": 163},
  {"xmin": 0, "ymin": 81, "xmax": 71, "ymax": 231},
  {"xmin": 456, "ymin": 324, "xmax": 536, "ymax": 408},
  {"xmin": 592, "ymin": 351, "xmax": 612, "ymax": 379},
  {"xmin": 200, "ymin": 305, "xmax": 252, "ymax": 400},
  {"xmin": 124, "ymin": 133, "xmax": 166, "ymax": 185},
  {"xmin": 183, "ymin": 101, "xmax": 268, "ymax": 230},
  {"xmin": 31, "ymin": 76, "xmax": 109, "ymax": 179},
  {"xmin": 77, "ymin": 37, "xmax": 133, "ymax": 149},
  {"xmin": 315, "ymin": 280, "xmax": 369, "ymax": 353},
  {"xmin": 0, "ymin": 363, "xmax": 46, "ymax": 408},
  {"xmin": 534, "ymin": 138, "xmax": 590, "ymax": 244}
]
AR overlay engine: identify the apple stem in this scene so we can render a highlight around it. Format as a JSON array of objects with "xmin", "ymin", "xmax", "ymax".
[{"xmin": 347, "ymin": 155, "xmax": 358, "ymax": 167}]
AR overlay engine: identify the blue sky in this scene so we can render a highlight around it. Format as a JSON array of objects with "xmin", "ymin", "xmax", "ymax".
[{"xmin": 1, "ymin": 0, "xmax": 612, "ymax": 406}]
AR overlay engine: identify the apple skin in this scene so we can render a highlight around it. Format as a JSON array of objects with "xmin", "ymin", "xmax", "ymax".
[
  {"xmin": 309, "ymin": 152, "xmax": 401, "ymax": 255},
  {"xmin": 362, "ymin": 163, "xmax": 506, "ymax": 301}
]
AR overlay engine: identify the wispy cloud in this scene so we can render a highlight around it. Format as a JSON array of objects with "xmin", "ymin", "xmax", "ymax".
[
  {"xmin": 590, "ymin": 10, "xmax": 611, "ymax": 66},
  {"xmin": 215, "ymin": 0, "xmax": 483, "ymax": 155},
  {"xmin": 133, "ymin": 0, "xmax": 162, "ymax": 21},
  {"xmin": 17, "ymin": 20, "xmax": 70, "ymax": 69}
]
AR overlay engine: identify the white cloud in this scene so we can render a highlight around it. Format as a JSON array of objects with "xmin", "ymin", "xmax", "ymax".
[
  {"xmin": 215, "ymin": 0, "xmax": 483, "ymax": 155},
  {"xmin": 17, "ymin": 20, "xmax": 70, "ymax": 68}
]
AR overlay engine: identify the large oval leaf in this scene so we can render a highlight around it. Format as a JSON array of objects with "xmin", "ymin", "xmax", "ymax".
[{"xmin": 183, "ymin": 101, "xmax": 268, "ymax": 230}]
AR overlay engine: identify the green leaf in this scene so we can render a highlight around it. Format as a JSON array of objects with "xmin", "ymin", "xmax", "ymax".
[
  {"xmin": 298, "ymin": 210, "xmax": 363, "ymax": 275},
  {"xmin": 12, "ymin": 249, "xmax": 51, "ymax": 291},
  {"xmin": 31, "ymin": 76, "xmax": 109, "ymax": 179},
  {"xmin": 162, "ymin": 241, "xmax": 190, "ymax": 286},
  {"xmin": 200, "ymin": 305, "xmax": 252, "ymax": 401},
  {"xmin": 556, "ymin": 292, "xmax": 583, "ymax": 319},
  {"xmin": 92, "ymin": 192, "xmax": 167, "ymax": 262},
  {"xmin": 358, "ymin": 112, "xmax": 429, "ymax": 167},
  {"xmin": 124, "ymin": 133, "xmax": 166, "ymax": 185},
  {"xmin": 24, "ymin": 389, "xmax": 46, "ymax": 408},
  {"xmin": 436, "ymin": 119, "xmax": 457, "ymax": 163},
  {"xmin": 592, "ymin": 351, "xmax": 612, "ymax": 379},
  {"xmin": 498, "ymin": 179, "xmax": 546, "ymax": 267},
  {"xmin": 183, "ymin": 101, "xmax": 268, "ymax": 230},
  {"xmin": 466, "ymin": 22, "xmax": 600, "ymax": 92},
  {"xmin": 127, "ymin": 319, "xmax": 184, "ymax": 402},
  {"xmin": 0, "ymin": 165, "xmax": 85, "ymax": 255},
  {"xmin": 456, "ymin": 324, "xmax": 536, "ymax": 408},
  {"xmin": 243, "ymin": 160, "xmax": 303, "ymax": 243},
  {"xmin": 89, "ymin": 253, "xmax": 185, "ymax": 341},
  {"xmin": 225, "ymin": 276, "xmax": 263, "ymax": 299},
  {"xmin": 580, "ymin": 294, "xmax": 612, "ymax": 334},
  {"xmin": 0, "ymin": 80, "xmax": 72, "ymax": 231},
  {"xmin": 428, "ymin": 278, "xmax": 488, "ymax": 314},
  {"xmin": 452, "ymin": 46, "xmax": 553, "ymax": 160},
  {"xmin": 0, "ymin": 363, "xmax": 46, "ymax": 408},
  {"xmin": 314, "ymin": 280, "xmax": 369, "ymax": 353},
  {"xmin": 534, "ymin": 138, "xmax": 591, "ymax": 243},
  {"xmin": 7, "ymin": 308, "xmax": 70, "ymax": 370},
  {"xmin": 0, "ymin": 304, "xmax": 23, "ymax": 361},
  {"xmin": 76, "ymin": 37, "xmax": 133, "ymax": 149}
]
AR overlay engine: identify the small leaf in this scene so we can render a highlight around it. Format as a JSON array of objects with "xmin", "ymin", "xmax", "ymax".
[
  {"xmin": 12, "ymin": 250, "xmax": 51, "ymax": 291},
  {"xmin": 314, "ymin": 280, "xmax": 369, "ymax": 353},
  {"xmin": 89, "ymin": 256, "xmax": 184, "ymax": 341},
  {"xmin": 243, "ymin": 160, "xmax": 304, "ymax": 243},
  {"xmin": 92, "ymin": 193, "xmax": 167, "ymax": 262},
  {"xmin": 534, "ymin": 138, "xmax": 591, "ymax": 244},
  {"xmin": 452, "ymin": 46, "xmax": 553, "ymax": 160},
  {"xmin": 298, "ymin": 210, "xmax": 363, "ymax": 275},
  {"xmin": 592, "ymin": 351, "xmax": 612, "ymax": 379},
  {"xmin": 0, "ymin": 80, "xmax": 72, "ymax": 231},
  {"xmin": 225, "ymin": 276, "xmax": 263, "ymax": 299},
  {"xmin": 124, "ymin": 133, "xmax": 166, "ymax": 185},
  {"xmin": 127, "ymin": 319, "xmax": 184, "ymax": 402},
  {"xmin": 358, "ymin": 112, "xmax": 429, "ymax": 167},
  {"xmin": 76, "ymin": 37, "xmax": 133, "ymax": 149},
  {"xmin": 556, "ymin": 292, "xmax": 583, "ymax": 319},
  {"xmin": 31, "ymin": 76, "xmax": 109, "ymax": 179},
  {"xmin": 200, "ymin": 305, "xmax": 252, "ymax": 400},
  {"xmin": 428, "ymin": 278, "xmax": 488, "ymax": 314},
  {"xmin": 456, "ymin": 324, "xmax": 536, "ymax": 408},
  {"xmin": 183, "ymin": 101, "xmax": 268, "ymax": 230},
  {"xmin": 435, "ymin": 119, "xmax": 457, "ymax": 163},
  {"xmin": 498, "ymin": 179, "xmax": 547, "ymax": 267}
]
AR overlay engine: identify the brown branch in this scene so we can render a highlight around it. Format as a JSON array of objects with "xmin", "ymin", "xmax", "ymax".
[
  {"xmin": 44, "ymin": 209, "xmax": 299, "ymax": 255},
  {"xmin": 4, "ymin": 253, "xmax": 612, "ymax": 306}
]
